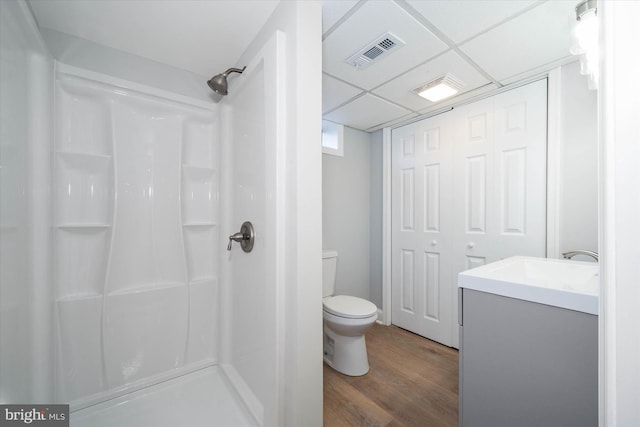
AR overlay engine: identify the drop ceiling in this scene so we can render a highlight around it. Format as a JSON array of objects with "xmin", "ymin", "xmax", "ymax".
[
  {"xmin": 27, "ymin": 0, "xmax": 579, "ymax": 133},
  {"xmin": 321, "ymin": 0, "xmax": 577, "ymax": 132}
]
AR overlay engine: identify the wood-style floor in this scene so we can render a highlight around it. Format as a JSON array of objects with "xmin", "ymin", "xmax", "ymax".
[{"xmin": 323, "ymin": 324, "xmax": 459, "ymax": 427}]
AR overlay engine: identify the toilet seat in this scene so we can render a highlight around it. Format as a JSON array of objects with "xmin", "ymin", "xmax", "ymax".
[{"xmin": 323, "ymin": 295, "xmax": 377, "ymax": 319}]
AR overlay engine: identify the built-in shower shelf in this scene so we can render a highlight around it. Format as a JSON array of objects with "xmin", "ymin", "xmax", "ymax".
[
  {"xmin": 57, "ymin": 293, "xmax": 103, "ymax": 303},
  {"xmin": 182, "ymin": 164, "xmax": 215, "ymax": 172},
  {"xmin": 56, "ymin": 150, "xmax": 112, "ymax": 160},
  {"xmin": 56, "ymin": 223, "xmax": 111, "ymax": 229},
  {"xmin": 190, "ymin": 277, "xmax": 217, "ymax": 286},
  {"xmin": 183, "ymin": 222, "xmax": 216, "ymax": 227},
  {"xmin": 107, "ymin": 281, "xmax": 186, "ymax": 297}
]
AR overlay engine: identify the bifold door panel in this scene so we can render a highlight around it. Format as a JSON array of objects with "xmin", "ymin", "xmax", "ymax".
[{"xmin": 391, "ymin": 80, "xmax": 547, "ymax": 348}]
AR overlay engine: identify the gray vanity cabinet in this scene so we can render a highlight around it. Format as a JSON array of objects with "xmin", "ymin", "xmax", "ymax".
[{"xmin": 458, "ymin": 288, "xmax": 598, "ymax": 427}]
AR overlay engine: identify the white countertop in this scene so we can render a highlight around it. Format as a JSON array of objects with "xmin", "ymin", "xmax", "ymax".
[{"xmin": 458, "ymin": 256, "xmax": 599, "ymax": 315}]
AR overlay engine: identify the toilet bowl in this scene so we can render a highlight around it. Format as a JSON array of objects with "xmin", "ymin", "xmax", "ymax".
[{"xmin": 322, "ymin": 251, "xmax": 378, "ymax": 376}]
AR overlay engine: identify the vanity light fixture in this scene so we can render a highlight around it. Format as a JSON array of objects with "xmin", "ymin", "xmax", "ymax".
[
  {"xmin": 570, "ymin": 0, "xmax": 598, "ymax": 89},
  {"xmin": 413, "ymin": 74, "xmax": 464, "ymax": 102}
]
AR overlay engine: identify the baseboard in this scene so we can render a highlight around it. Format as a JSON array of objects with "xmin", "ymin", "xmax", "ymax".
[{"xmin": 375, "ymin": 308, "xmax": 388, "ymax": 325}]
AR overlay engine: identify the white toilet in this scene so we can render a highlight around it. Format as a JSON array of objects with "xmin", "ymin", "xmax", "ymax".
[{"xmin": 322, "ymin": 250, "xmax": 378, "ymax": 376}]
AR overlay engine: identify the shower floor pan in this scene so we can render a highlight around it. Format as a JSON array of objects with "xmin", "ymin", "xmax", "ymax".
[{"xmin": 71, "ymin": 366, "xmax": 255, "ymax": 427}]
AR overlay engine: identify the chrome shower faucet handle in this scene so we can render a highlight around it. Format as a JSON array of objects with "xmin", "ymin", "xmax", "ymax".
[{"xmin": 227, "ymin": 221, "xmax": 255, "ymax": 253}]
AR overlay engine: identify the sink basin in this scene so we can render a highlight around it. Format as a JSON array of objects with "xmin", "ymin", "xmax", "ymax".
[{"xmin": 458, "ymin": 256, "xmax": 599, "ymax": 314}]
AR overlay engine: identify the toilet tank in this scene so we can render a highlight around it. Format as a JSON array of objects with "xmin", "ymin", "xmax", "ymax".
[{"xmin": 322, "ymin": 250, "xmax": 338, "ymax": 298}]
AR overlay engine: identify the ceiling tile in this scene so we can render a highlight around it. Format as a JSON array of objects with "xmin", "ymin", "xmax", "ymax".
[
  {"xmin": 366, "ymin": 113, "xmax": 419, "ymax": 133},
  {"xmin": 322, "ymin": 0, "xmax": 448, "ymax": 90},
  {"xmin": 323, "ymin": 74, "xmax": 363, "ymax": 113},
  {"xmin": 372, "ymin": 50, "xmax": 489, "ymax": 111},
  {"xmin": 499, "ymin": 56, "xmax": 575, "ymax": 86},
  {"xmin": 320, "ymin": 0, "xmax": 359, "ymax": 34},
  {"xmin": 406, "ymin": 0, "xmax": 537, "ymax": 43},
  {"xmin": 323, "ymin": 94, "xmax": 412, "ymax": 131},
  {"xmin": 459, "ymin": 1, "xmax": 576, "ymax": 82},
  {"xmin": 416, "ymin": 83, "xmax": 499, "ymax": 115}
]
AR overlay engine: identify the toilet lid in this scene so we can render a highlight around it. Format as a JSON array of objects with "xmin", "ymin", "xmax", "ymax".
[{"xmin": 323, "ymin": 295, "xmax": 378, "ymax": 319}]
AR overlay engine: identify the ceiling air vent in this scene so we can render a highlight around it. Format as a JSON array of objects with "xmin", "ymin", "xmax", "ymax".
[{"xmin": 346, "ymin": 32, "xmax": 405, "ymax": 69}]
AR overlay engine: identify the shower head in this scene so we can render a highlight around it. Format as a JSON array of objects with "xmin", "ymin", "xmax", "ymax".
[{"xmin": 207, "ymin": 66, "xmax": 246, "ymax": 96}]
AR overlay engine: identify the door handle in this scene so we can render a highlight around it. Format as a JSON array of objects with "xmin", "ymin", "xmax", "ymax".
[{"xmin": 227, "ymin": 221, "xmax": 255, "ymax": 252}]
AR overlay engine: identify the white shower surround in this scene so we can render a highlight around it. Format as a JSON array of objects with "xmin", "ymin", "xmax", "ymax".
[
  {"xmin": 53, "ymin": 63, "xmax": 221, "ymax": 408},
  {"xmin": 0, "ymin": 1, "xmax": 323, "ymax": 426},
  {"xmin": 51, "ymin": 34, "xmax": 284, "ymax": 425}
]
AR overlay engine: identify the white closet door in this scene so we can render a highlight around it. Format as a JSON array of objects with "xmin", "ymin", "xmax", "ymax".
[
  {"xmin": 450, "ymin": 80, "xmax": 547, "ymax": 346},
  {"xmin": 391, "ymin": 80, "xmax": 547, "ymax": 348},
  {"xmin": 391, "ymin": 115, "xmax": 454, "ymax": 346}
]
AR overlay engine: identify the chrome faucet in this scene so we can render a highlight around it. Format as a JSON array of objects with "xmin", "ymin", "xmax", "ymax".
[{"xmin": 562, "ymin": 250, "xmax": 598, "ymax": 262}]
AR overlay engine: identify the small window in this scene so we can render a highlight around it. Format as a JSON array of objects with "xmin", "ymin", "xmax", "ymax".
[{"xmin": 322, "ymin": 120, "xmax": 344, "ymax": 157}]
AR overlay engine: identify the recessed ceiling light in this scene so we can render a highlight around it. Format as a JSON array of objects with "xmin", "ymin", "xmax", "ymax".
[{"xmin": 413, "ymin": 74, "xmax": 464, "ymax": 102}]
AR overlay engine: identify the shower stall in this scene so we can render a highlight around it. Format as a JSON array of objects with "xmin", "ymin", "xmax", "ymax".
[{"xmin": 0, "ymin": 1, "xmax": 322, "ymax": 426}]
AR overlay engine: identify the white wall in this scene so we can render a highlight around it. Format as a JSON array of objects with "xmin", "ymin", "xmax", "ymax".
[
  {"xmin": 0, "ymin": 0, "xmax": 54, "ymax": 403},
  {"xmin": 40, "ymin": 28, "xmax": 212, "ymax": 103},
  {"xmin": 323, "ymin": 126, "xmax": 371, "ymax": 301},
  {"xmin": 558, "ymin": 61, "xmax": 598, "ymax": 260},
  {"xmin": 237, "ymin": 2, "xmax": 323, "ymax": 425},
  {"xmin": 221, "ymin": 37, "xmax": 274, "ymax": 423},
  {"xmin": 369, "ymin": 130, "xmax": 384, "ymax": 308},
  {"xmin": 600, "ymin": 1, "xmax": 640, "ymax": 425}
]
